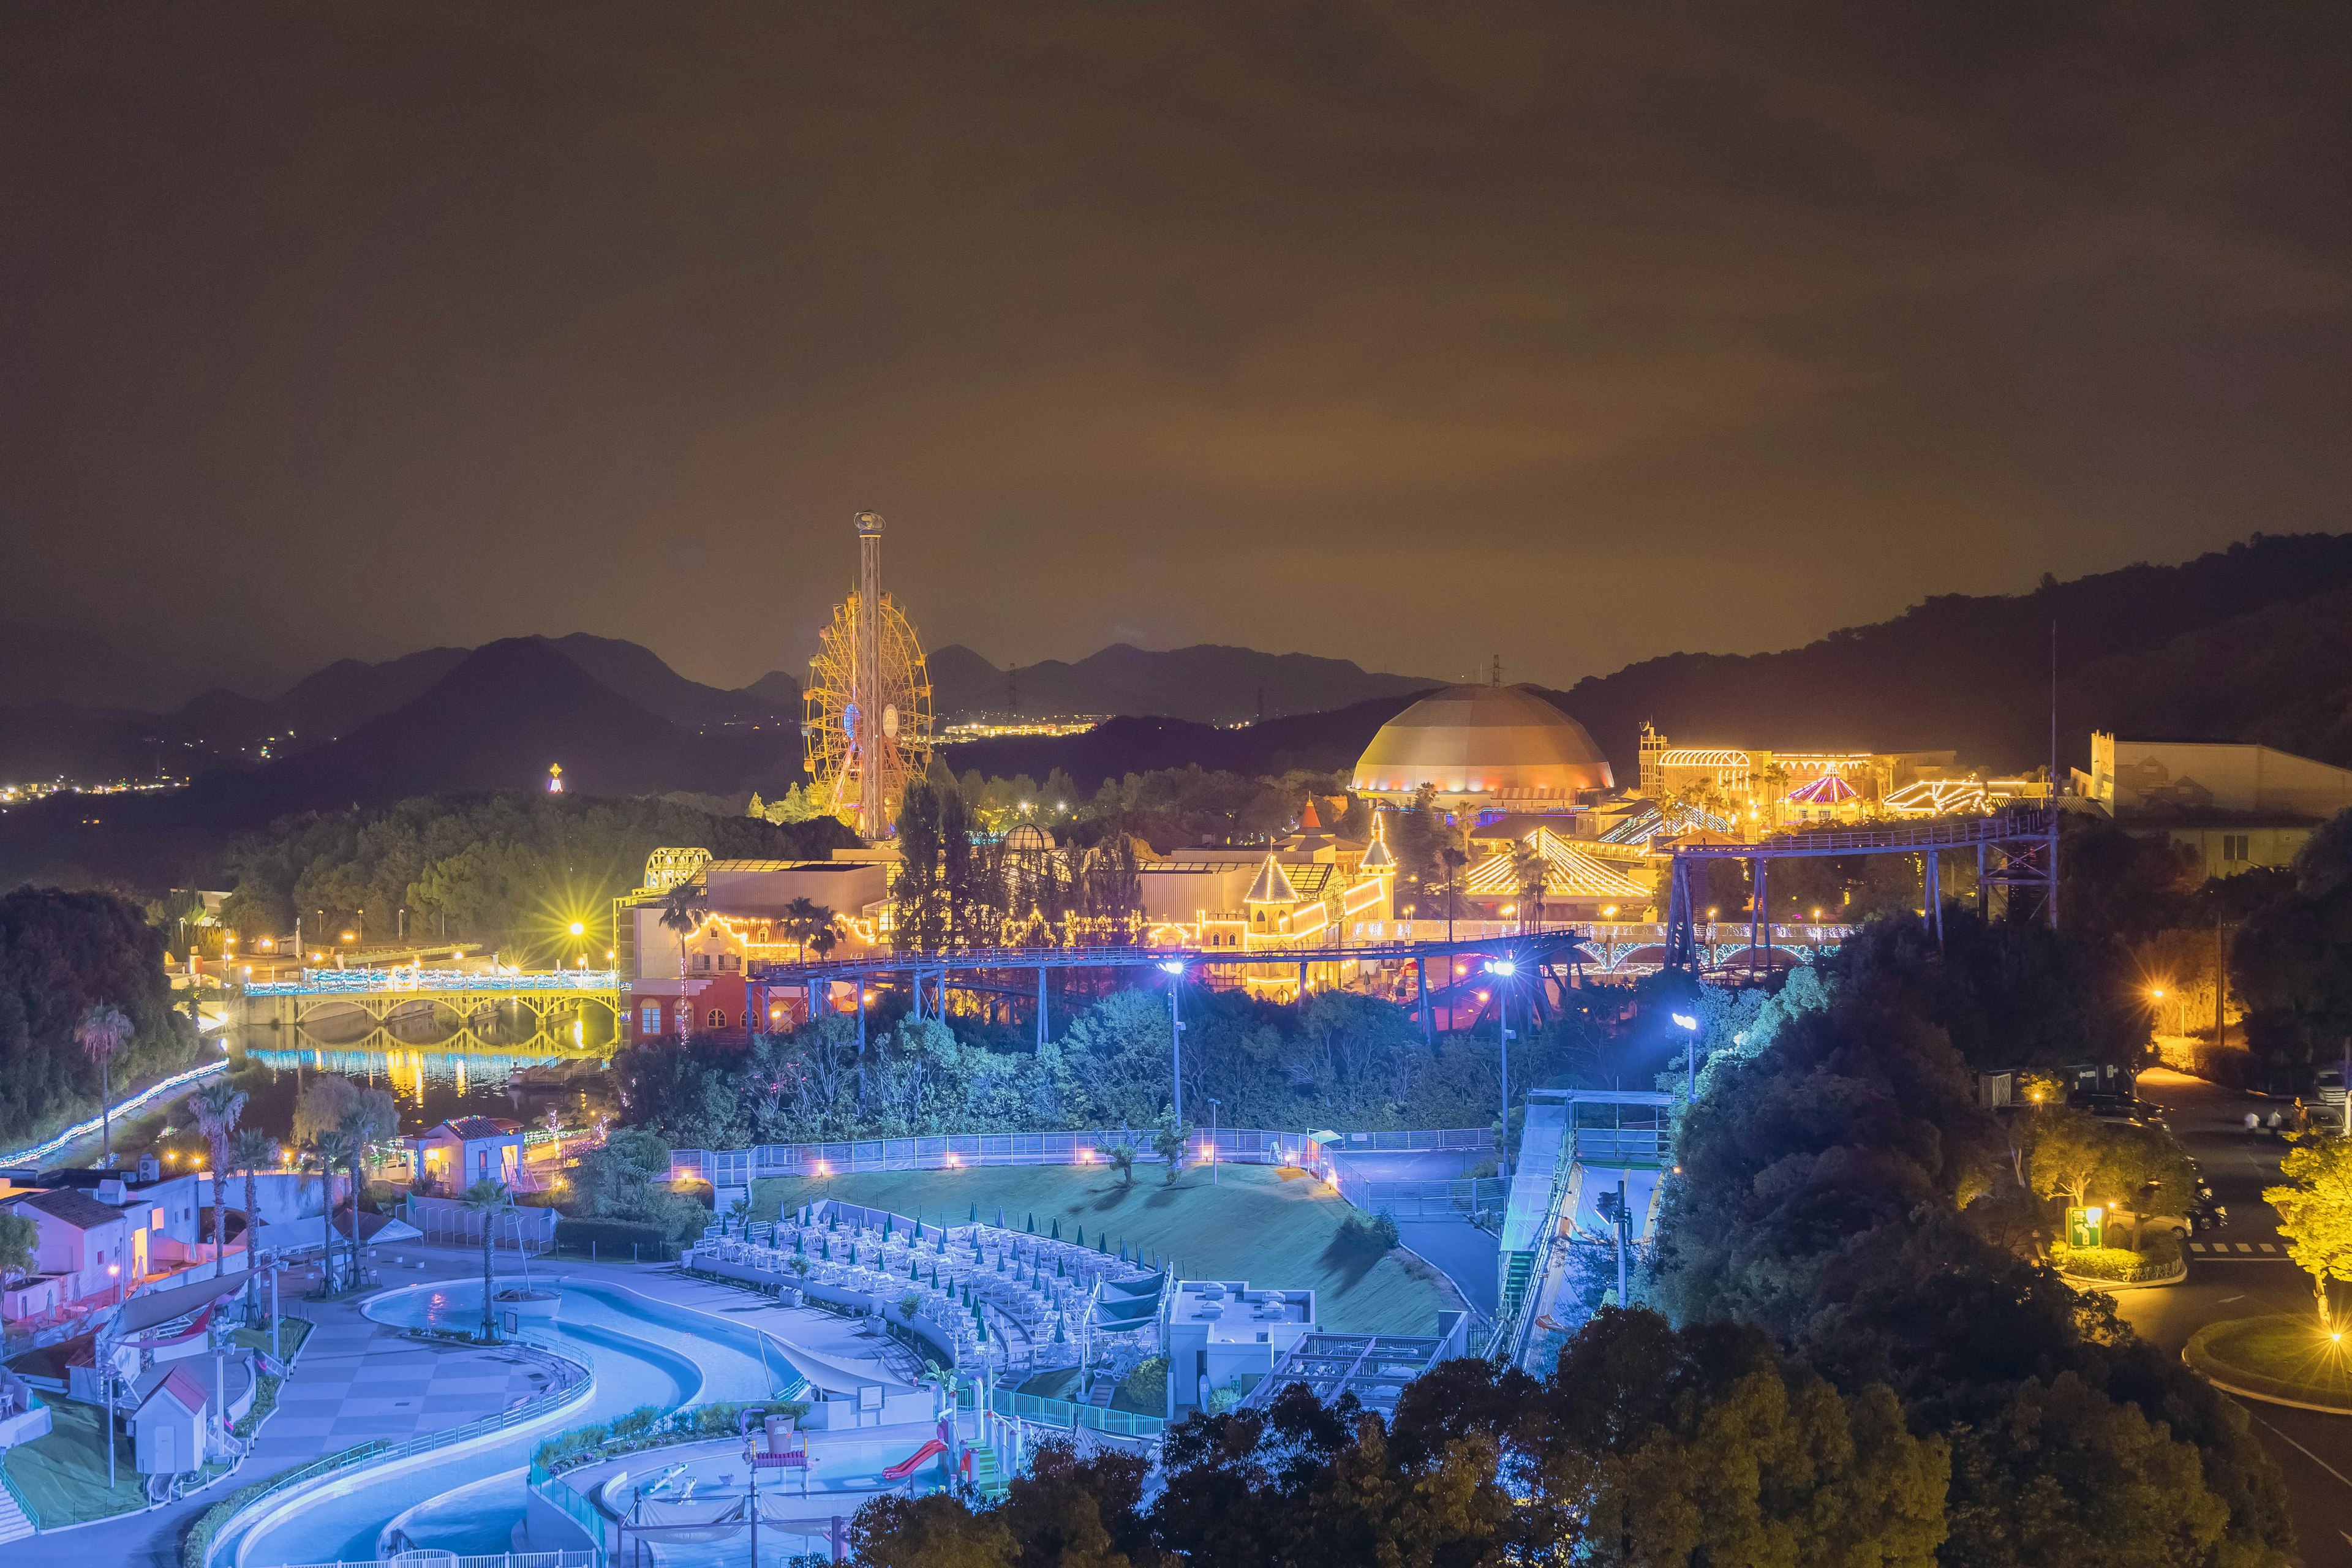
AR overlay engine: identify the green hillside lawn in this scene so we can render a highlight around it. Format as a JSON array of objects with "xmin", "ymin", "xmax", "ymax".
[{"xmin": 748, "ymin": 1163, "xmax": 1463, "ymax": 1336}]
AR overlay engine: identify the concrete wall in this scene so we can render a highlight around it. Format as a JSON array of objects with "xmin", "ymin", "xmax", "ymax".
[{"xmin": 199, "ymin": 1170, "xmax": 336, "ymax": 1227}]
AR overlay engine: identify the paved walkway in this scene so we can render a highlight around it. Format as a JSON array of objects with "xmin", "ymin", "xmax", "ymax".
[
  {"xmin": 20, "ymin": 1245, "xmax": 924, "ymax": 1567},
  {"xmin": 24, "ymin": 1252, "xmax": 571, "ymax": 1568}
]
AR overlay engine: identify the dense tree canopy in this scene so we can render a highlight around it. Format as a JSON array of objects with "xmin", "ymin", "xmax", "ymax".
[
  {"xmin": 213, "ymin": 791, "xmax": 854, "ymax": 956},
  {"xmin": 0, "ymin": 886, "xmax": 198, "ymax": 1144},
  {"xmin": 616, "ymin": 986, "xmax": 1604, "ymax": 1149}
]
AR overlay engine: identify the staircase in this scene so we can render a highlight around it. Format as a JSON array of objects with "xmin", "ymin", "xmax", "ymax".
[
  {"xmin": 0, "ymin": 1472, "xmax": 35, "ymax": 1544},
  {"xmin": 1497, "ymin": 1251, "xmax": 1535, "ymax": 1326},
  {"xmin": 1084, "ymin": 1368, "xmax": 1117, "ymax": 1408},
  {"xmin": 967, "ymin": 1445, "xmax": 1008, "ymax": 1502}
]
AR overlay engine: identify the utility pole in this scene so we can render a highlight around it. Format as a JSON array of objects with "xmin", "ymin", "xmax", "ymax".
[{"xmin": 1208, "ymin": 1099, "xmax": 1221, "ymax": 1186}]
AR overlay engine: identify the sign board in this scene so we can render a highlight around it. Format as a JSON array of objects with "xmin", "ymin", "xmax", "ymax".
[{"xmin": 2065, "ymin": 1206, "xmax": 2105, "ymax": 1250}]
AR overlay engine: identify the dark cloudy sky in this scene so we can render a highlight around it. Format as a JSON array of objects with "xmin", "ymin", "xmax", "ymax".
[{"xmin": 4, "ymin": 2, "xmax": 2348, "ymax": 695}]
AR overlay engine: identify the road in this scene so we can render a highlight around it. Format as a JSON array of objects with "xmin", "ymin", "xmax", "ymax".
[{"xmin": 2122, "ymin": 1068, "xmax": 2352, "ymax": 1566}]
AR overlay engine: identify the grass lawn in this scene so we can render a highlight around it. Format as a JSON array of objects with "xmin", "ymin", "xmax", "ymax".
[
  {"xmin": 2, "ymin": 1396, "xmax": 225, "ymax": 1526},
  {"xmin": 2186, "ymin": 1314, "xmax": 2352, "ymax": 1409},
  {"xmin": 750, "ymin": 1163, "xmax": 1463, "ymax": 1335}
]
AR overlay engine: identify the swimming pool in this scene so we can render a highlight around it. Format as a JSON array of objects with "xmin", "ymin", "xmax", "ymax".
[{"xmin": 232, "ymin": 1279, "xmax": 812, "ymax": 1566}]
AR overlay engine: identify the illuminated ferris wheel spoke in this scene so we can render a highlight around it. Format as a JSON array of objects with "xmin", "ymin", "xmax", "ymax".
[{"xmin": 805, "ymin": 512, "xmax": 932, "ymax": 839}]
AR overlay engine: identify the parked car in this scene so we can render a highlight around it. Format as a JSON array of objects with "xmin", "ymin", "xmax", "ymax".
[{"xmin": 2067, "ymin": 1090, "xmax": 2154, "ymax": 1124}]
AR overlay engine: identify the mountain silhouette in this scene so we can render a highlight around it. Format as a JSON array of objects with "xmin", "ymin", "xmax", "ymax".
[{"xmin": 928, "ymin": 642, "xmax": 1441, "ymax": 723}]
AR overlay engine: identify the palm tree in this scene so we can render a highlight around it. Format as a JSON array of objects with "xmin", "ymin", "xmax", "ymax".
[
  {"xmin": 230, "ymin": 1128, "xmax": 276, "ymax": 1324},
  {"xmin": 308, "ymin": 1131, "xmax": 353, "ymax": 1293},
  {"xmin": 1510, "ymin": 839, "xmax": 1546, "ymax": 932},
  {"xmin": 780, "ymin": 897, "xmax": 829, "ymax": 960},
  {"xmin": 460, "ymin": 1179, "xmax": 510, "ymax": 1341},
  {"xmin": 657, "ymin": 881, "xmax": 709, "ymax": 1041},
  {"xmin": 188, "ymin": 1080, "xmax": 249, "ymax": 1279},
  {"xmin": 75, "ymin": 1003, "xmax": 135, "ymax": 1166},
  {"xmin": 336, "ymin": 1107, "xmax": 390, "ymax": 1295}
]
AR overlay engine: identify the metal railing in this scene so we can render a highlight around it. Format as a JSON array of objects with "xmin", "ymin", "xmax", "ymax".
[
  {"xmin": 244, "ymin": 969, "xmax": 619, "ymax": 997},
  {"xmin": 957, "ymin": 1384, "xmax": 1166, "ymax": 1439},
  {"xmin": 1343, "ymin": 1177, "xmax": 1507, "ymax": 1223},
  {"xmin": 265, "ymin": 1554, "xmax": 598, "ymax": 1568},
  {"xmin": 198, "ymin": 1335, "xmax": 592, "ymax": 1567},
  {"xmin": 529, "ymin": 1470, "xmax": 608, "ymax": 1551},
  {"xmin": 0, "ymin": 1458, "xmax": 42, "ymax": 1532},
  {"xmin": 671, "ymin": 1126, "xmax": 1491, "ymax": 1185}
]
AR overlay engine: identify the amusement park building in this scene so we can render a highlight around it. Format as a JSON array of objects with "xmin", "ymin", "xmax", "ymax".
[
  {"xmin": 1351, "ymin": 682, "xmax": 1614, "ymax": 813},
  {"xmin": 2082, "ymin": 731, "xmax": 2352, "ymax": 878}
]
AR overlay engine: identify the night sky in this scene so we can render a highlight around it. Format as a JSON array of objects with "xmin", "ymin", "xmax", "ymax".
[{"xmin": 4, "ymin": 4, "xmax": 2348, "ymax": 696}]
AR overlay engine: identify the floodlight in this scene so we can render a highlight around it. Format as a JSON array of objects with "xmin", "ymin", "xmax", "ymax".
[
  {"xmin": 1488, "ymin": 959, "xmax": 1516, "ymax": 976},
  {"xmin": 1159, "ymin": 960, "xmax": 1185, "ymax": 975},
  {"xmin": 1670, "ymin": 1012, "xmax": 1698, "ymax": 1030}
]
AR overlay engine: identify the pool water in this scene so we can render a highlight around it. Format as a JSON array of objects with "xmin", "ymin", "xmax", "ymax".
[{"xmin": 234, "ymin": 1280, "xmax": 810, "ymax": 1566}]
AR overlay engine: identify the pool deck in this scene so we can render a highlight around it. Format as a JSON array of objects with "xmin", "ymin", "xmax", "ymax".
[{"xmin": 16, "ymin": 1243, "xmax": 895, "ymax": 1568}]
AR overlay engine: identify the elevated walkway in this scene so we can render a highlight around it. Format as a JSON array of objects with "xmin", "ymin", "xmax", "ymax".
[{"xmin": 1487, "ymin": 1089, "xmax": 1673, "ymax": 1369}]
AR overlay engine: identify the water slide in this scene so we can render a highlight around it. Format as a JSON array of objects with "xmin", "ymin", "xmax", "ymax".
[{"xmin": 882, "ymin": 1438, "xmax": 949, "ymax": 1481}]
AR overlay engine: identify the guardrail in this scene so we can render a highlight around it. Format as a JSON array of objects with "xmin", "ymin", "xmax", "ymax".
[{"xmin": 195, "ymin": 1333, "xmax": 591, "ymax": 1567}]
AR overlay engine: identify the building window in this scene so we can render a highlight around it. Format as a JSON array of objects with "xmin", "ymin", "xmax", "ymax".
[
  {"xmin": 641, "ymin": 1002, "xmax": 661, "ymax": 1035},
  {"xmin": 706, "ymin": 1008, "xmax": 726, "ymax": 1029},
  {"xmin": 693, "ymin": 953, "xmax": 712, "ymax": 972},
  {"xmin": 719, "ymin": 954, "xmax": 739, "ymax": 973},
  {"xmin": 2223, "ymin": 834, "xmax": 2250, "ymax": 865}
]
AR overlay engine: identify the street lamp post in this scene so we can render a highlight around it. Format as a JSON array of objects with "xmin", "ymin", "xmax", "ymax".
[
  {"xmin": 1161, "ymin": 961, "xmax": 1187, "ymax": 1127},
  {"xmin": 1208, "ymin": 1098, "xmax": 1221, "ymax": 1187},
  {"xmin": 1672, "ymin": 1011, "xmax": 1700, "ymax": 1098},
  {"xmin": 1488, "ymin": 959, "xmax": 1516, "ymax": 1182}
]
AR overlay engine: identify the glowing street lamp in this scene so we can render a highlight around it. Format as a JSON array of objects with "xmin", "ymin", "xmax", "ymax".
[{"xmin": 1672, "ymin": 1011, "xmax": 1700, "ymax": 1096}]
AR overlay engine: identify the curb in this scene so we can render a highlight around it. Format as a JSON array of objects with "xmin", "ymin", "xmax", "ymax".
[
  {"xmin": 2180, "ymin": 1349, "xmax": 2352, "ymax": 1418},
  {"xmin": 2057, "ymin": 1265, "xmax": 2188, "ymax": 1293}
]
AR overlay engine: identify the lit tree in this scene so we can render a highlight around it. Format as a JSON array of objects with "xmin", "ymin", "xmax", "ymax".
[
  {"xmin": 657, "ymin": 880, "xmax": 709, "ymax": 1041},
  {"xmin": 188, "ymin": 1080, "xmax": 249, "ymax": 1280},
  {"xmin": 75, "ymin": 1003, "xmax": 135, "ymax": 1165},
  {"xmin": 2027, "ymin": 1109, "xmax": 2107, "ymax": 1212},
  {"xmin": 2266, "ymin": 1137, "xmax": 2352, "ymax": 1329}
]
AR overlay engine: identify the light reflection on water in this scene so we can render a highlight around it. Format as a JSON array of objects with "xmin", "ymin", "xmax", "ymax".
[{"xmin": 225, "ymin": 1031, "xmax": 617, "ymax": 1136}]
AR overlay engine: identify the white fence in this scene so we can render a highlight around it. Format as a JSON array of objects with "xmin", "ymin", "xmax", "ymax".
[
  {"xmin": 400, "ymin": 1196, "xmax": 557, "ymax": 1253},
  {"xmin": 669, "ymin": 1126, "xmax": 1494, "ymax": 1188}
]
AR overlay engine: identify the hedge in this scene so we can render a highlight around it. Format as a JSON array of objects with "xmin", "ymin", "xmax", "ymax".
[
  {"xmin": 530, "ymin": 1400, "xmax": 810, "ymax": 1480},
  {"xmin": 552, "ymin": 1218, "xmax": 676, "ymax": 1259},
  {"xmin": 2052, "ymin": 1231, "xmax": 2184, "ymax": 1283}
]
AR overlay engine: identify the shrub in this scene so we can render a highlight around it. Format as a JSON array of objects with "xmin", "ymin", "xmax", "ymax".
[
  {"xmin": 1336, "ymin": 1210, "xmax": 1400, "ymax": 1253},
  {"xmin": 2051, "ymin": 1230, "xmax": 2184, "ymax": 1283},
  {"xmin": 1120, "ymin": 1355, "xmax": 1168, "ymax": 1412},
  {"xmin": 552, "ymin": 1218, "xmax": 674, "ymax": 1259}
]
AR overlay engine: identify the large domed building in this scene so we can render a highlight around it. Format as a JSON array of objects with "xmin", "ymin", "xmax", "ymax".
[{"xmin": 1351, "ymin": 682, "xmax": 1615, "ymax": 813}]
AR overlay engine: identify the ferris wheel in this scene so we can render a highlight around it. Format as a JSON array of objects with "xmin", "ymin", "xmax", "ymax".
[{"xmin": 804, "ymin": 586, "xmax": 933, "ymax": 836}]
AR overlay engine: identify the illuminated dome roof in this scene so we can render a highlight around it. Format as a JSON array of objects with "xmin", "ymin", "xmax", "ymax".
[{"xmin": 1352, "ymin": 684, "xmax": 1614, "ymax": 799}]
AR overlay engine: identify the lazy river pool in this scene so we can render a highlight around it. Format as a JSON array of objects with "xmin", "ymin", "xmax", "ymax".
[{"xmin": 233, "ymin": 1279, "xmax": 813, "ymax": 1565}]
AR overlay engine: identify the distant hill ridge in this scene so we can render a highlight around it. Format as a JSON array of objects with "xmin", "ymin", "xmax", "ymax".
[
  {"xmin": 1545, "ymin": 533, "xmax": 2352, "ymax": 776},
  {"xmin": 928, "ymin": 641, "xmax": 1442, "ymax": 724}
]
